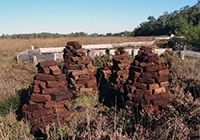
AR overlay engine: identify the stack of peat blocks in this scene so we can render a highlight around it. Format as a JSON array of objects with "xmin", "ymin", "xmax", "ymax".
[
  {"xmin": 22, "ymin": 60, "xmax": 74, "ymax": 131},
  {"xmin": 110, "ymin": 47, "xmax": 130, "ymax": 92},
  {"xmin": 126, "ymin": 46, "xmax": 170, "ymax": 114},
  {"xmin": 98, "ymin": 47, "xmax": 130, "ymax": 107},
  {"xmin": 63, "ymin": 41, "xmax": 97, "ymax": 96}
]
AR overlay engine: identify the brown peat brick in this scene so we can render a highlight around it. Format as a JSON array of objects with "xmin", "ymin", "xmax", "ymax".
[
  {"xmin": 132, "ymin": 66, "xmax": 143, "ymax": 73},
  {"xmin": 33, "ymin": 85, "xmax": 40, "ymax": 93},
  {"xmin": 139, "ymin": 77, "xmax": 155, "ymax": 84},
  {"xmin": 143, "ymin": 93, "xmax": 153, "ymax": 100},
  {"xmin": 39, "ymin": 81, "xmax": 46, "ymax": 89},
  {"xmin": 32, "ymin": 108, "xmax": 53, "ymax": 119},
  {"xmin": 30, "ymin": 93, "xmax": 51, "ymax": 103},
  {"xmin": 67, "ymin": 64, "xmax": 86, "ymax": 70},
  {"xmin": 160, "ymin": 92, "xmax": 170, "ymax": 100},
  {"xmin": 151, "ymin": 94, "xmax": 162, "ymax": 100},
  {"xmin": 67, "ymin": 41, "xmax": 82, "ymax": 50},
  {"xmin": 117, "ymin": 70, "xmax": 129, "ymax": 76},
  {"xmin": 76, "ymin": 48, "xmax": 86, "ymax": 55},
  {"xmin": 139, "ymin": 62, "xmax": 154, "ymax": 67},
  {"xmin": 133, "ymin": 93, "xmax": 143, "ymax": 103},
  {"xmin": 87, "ymin": 63, "xmax": 95, "ymax": 71},
  {"xmin": 138, "ymin": 50, "xmax": 144, "ymax": 55},
  {"xmin": 80, "ymin": 88, "xmax": 94, "ymax": 94},
  {"xmin": 51, "ymin": 91, "xmax": 73, "ymax": 101},
  {"xmin": 158, "ymin": 69, "xmax": 169, "ymax": 76},
  {"xmin": 127, "ymin": 93, "xmax": 134, "ymax": 100},
  {"xmin": 34, "ymin": 74, "xmax": 56, "ymax": 81},
  {"xmin": 49, "ymin": 65, "xmax": 61, "ymax": 75},
  {"xmin": 145, "ymin": 65, "xmax": 160, "ymax": 72},
  {"xmin": 148, "ymin": 83, "xmax": 159, "ymax": 90},
  {"xmin": 140, "ymin": 46, "xmax": 153, "ymax": 52},
  {"xmin": 133, "ymin": 71, "xmax": 141, "ymax": 78},
  {"xmin": 23, "ymin": 111, "xmax": 32, "ymax": 120},
  {"xmin": 142, "ymin": 104, "xmax": 153, "ymax": 111},
  {"xmin": 156, "ymin": 75, "xmax": 168, "ymax": 83},
  {"xmin": 153, "ymin": 87, "xmax": 166, "ymax": 94},
  {"xmin": 86, "ymin": 78, "xmax": 97, "ymax": 87},
  {"xmin": 147, "ymin": 54, "xmax": 159, "ymax": 62},
  {"xmin": 55, "ymin": 74, "xmax": 66, "ymax": 81},
  {"xmin": 135, "ymin": 89, "xmax": 152, "ymax": 95},
  {"xmin": 133, "ymin": 60, "xmax": 140, "ymax": 66},
  {"xmin": 152, "ymin": 99, "xmax": 168, "ymax": 107},
  {"xmin": 41, "ymin": 87, "xmax": 67, "ymax": 94},
  {"xmin": 159, "ymin": 81, "xmax": 169, "ymax": 87},
  {"xmin": 46, "ymin": 81, "xmax": 66, "ymax": 88},
  {"xmin": 113, "ymin": 53, "xmax": 127, "ymax": 60},
  {"xmin": 76, "ymin": 78, "xmax": 89, "ymax": 85},
  {"xmin": 133, "ymin": 83, "xmax": 147, "ymax": 90},
  {"xmin": 70, "ymin": 69, "xmax": 88, "ymax": 77},
  {"xmin": 129, "ymin": 85, "xmax": 136, "ymax": 93},
  {"xmin": 135, "ymin": 55, "xmax": 148, "ymax": 62},
  {"xmin": 74, "ymin": 84, "xmax": 85, "ymax": 91},
  {"xmin": 22, "ymin": 104, "xmax": 28, "ymax": 111},
  {"xmin": 42, "ymin": 67, "xmax": 51, "ymax": 74},
  {"xmin": 70, "ymin": 56, "xmax": 79, "ymax": 62},
  {"xmin": 27, "ymin": 103, "xmax": 43, "ymax": 112},
  {"xmin": 39, "ymin": 60, "xmax": 57, "ymax": 68},
  {"xmin": 142, "ymin": 72, "xmax": 157, "ymax": 78}
]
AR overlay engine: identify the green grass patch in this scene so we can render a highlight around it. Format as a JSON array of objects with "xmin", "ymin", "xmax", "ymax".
[{"xmin": 0, "ymin": 94, "xmax": 20, "ymax": 116}]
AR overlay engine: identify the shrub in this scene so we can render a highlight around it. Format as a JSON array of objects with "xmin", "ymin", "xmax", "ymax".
[
  {"xmin": 93, "ymin": 55, "xmax": 111, "ymax": 68},
  {"xmin": 0, "ymin": 113, "xmax": 33, "ymax": 139},
  {"xmin": 0, "ymin": 94, "xmax": 20, "ymax": 116}
]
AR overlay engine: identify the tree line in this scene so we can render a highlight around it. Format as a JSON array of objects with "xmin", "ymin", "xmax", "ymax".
[
  {"xmin": 0, "ymin": 31, "xmax": 133, "ymax": 39},
  {"xmin": 133, "ymin": 0, "xmax": 200, "ymax": 51}
]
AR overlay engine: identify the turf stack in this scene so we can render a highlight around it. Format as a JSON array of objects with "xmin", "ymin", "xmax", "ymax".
[
  {"xmin": 63, "ymin": 41, "xmax": 97, "ymax": 96},
  {"xmin": 97, "ymin": 47, "xmax": 130, "ymax": 107},
  {"xmin": 126, "ymin": 46, "xmax": 171, "ymax": 114},
  {"xmin": 22, "ymin": 60, "xmax": 74, "ymax": 132}
]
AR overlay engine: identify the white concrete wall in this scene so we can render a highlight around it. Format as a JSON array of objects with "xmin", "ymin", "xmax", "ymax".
[
  {"xmin": 82, "ymin": 44, "xmax": 112, "ymax": 49},
  {"xmin": 39, "ymin": 47, "xmax": 65, "ymax": 53}
]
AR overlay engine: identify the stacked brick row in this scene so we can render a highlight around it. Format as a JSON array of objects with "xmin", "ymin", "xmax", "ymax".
[
  {"xmin": 97, "ymin": 47, "xmax": 130, "ymax": 107},
  {"xmin": 110, "ymin": 47, "xmax": 130, "ymax": 93},
  {"xmin": 126, "ymin": 46, "xmax": 170, "ymax": 113},
  {"xmin": 63, "ymin": 41, "xmax": 97, "ymax": 96},
  {"xmin": 22, "ymin": 60, "xmax": 74, "ymax": 131}
]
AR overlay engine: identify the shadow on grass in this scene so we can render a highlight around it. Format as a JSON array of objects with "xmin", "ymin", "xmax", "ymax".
[
  {"xmin": 184, "ymin": 79, "xmax": 200, "ymax": 99},
  {"xmin": 0, "ymin": 94, "xmax": 20, "ymax": 116},
  {"xmin": 15, "ymin": 88, "xmax": 48, "ymax": 139},
  {"xmin": 96, "ymin": 68, "xmax": 128, "ymax": 109},
  {"xmin": 15, "ymin": 88, "xmax": 30, "ymax": 121}
]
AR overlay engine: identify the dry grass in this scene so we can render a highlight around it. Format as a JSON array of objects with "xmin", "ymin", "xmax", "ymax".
[
  {"xmin": 0, "ymin": 37, "xmax": 135, "ymax": 52},
  {"xmin": 0, "ymin": 37, "xmax": 199, "ymax": 139},
  {"xmin": 0, "ymin": 112, "xmax": 33, "ymax": 139}
]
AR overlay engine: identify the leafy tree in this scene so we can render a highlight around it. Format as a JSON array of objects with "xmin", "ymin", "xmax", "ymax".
[{"xmin": 133, "ymin": 1, "xmax": 200, "ymax": 51}]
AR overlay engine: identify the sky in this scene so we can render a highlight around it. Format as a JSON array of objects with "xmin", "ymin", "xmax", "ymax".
[{"xmin": 0, "ymin": 0, "xmax": 198, "ymax": 35}]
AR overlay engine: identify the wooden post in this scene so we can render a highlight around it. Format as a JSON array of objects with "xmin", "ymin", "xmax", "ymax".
[
  {"xmin": 53, "ymin": 53, "xmax": 57, "ymax": 61},
  {"xmin": 33, "ymin": 56, "xmax": 38, "ymax": 65}
]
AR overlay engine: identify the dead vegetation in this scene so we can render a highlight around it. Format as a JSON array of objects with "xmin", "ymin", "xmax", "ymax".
[{"xmin": 0, "ymin": 37, "xmax": 199, "ymax": 139}]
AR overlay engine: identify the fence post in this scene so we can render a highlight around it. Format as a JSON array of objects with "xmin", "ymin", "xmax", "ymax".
[
  {"xmin": 180, "ymin": 51, "xmax": 185, "ymax": 60},
  {"xmin": 53, "ymin": 53, "xmax": 57, "ymax": 61},
  {"xmin": 33, "ymin": 56, "xmax": 38, "ymax": 65}
]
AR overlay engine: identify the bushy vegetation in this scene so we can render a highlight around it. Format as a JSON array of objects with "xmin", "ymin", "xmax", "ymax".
[
  {"xmin": 134, "ymin": 1, "xmax": 200, "ymax": 51},
  {"xmin": 0, "ymin": 34, "xmax": 199, "ymax": 139},
  {"xmin": 0, "ymin": 113, "xmax": 33, "ymax": 139},
  {"xmin": 93, "ymin": 55, "xmax": 112, "ymax": 68}
]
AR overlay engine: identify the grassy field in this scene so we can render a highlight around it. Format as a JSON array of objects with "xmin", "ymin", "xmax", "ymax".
[{"xmin": 0, "ymin": 37, "xmax": 199, "ymax": 139}]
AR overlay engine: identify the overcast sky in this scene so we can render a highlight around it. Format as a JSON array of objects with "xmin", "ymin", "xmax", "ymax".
[{"xmin": 0, "ymin": 0, "xmax": 198, "ymax": 35}]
